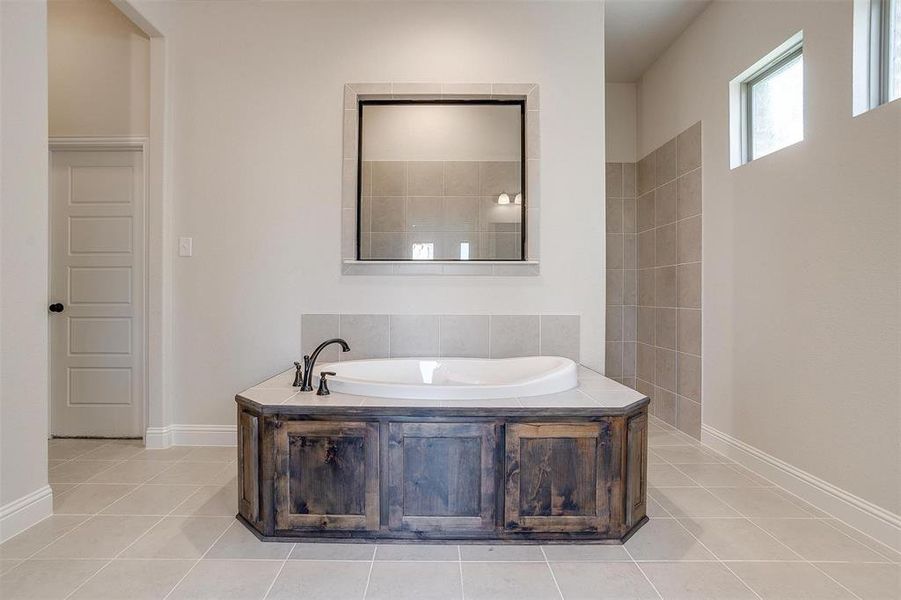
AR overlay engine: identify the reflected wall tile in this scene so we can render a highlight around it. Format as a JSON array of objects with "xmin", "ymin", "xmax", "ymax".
[
  {"xmin": 370, "ymin": 232, "xmax": 405, "ymax": 259},
  {"xmin": 480, "ymin": 161, "xmax": 521, "ymax": 196},
  {"xmin": 479, "ymin": 232, "xmax": 521, "ymax": 260},
  {"xmin": 371, "ymin": 161, "xmax": 406, "ymax": 196},
  {"xmin": 407, "ymin": 161, "xmax": 444, "ymax": 196},
  {"xmin": 406, "ymin": 196, "xmax": 443, "ymax": 231},
  {"xmin": 443, "ymin": 197, "xmax": 480, "ymax": 232},
  {"xmin": 444, "ymin": 162, "xmax": 479, "ymax": 196},
  {"xmin": 370, "ymin": 197, "xmax": 405, "ymax": 232}
]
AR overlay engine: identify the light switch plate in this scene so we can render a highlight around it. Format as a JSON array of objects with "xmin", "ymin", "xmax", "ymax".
[{"xmin": 178, "ymin": 237, "xmax": 193, "ymax": 257}]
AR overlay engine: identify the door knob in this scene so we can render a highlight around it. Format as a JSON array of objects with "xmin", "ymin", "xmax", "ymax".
[{"xmin": 48, "ymin": 303, "xmax": 64, "ymax": 313}]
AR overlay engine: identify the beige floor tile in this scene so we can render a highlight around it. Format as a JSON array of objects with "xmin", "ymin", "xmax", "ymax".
[
  {"xmin": 624, "ymin": 518, "xmax": 714, "ymax": 560},
  {"xmin": 646, "ymin": 496, "xmax": 670, "ymax": 517},
  {"xmin": 648, "ymin": 463, "xmax": 699, "ymax": 486},
  {"xmin": 710, "ymin": 488, "xmax": 818, "ymax": 518},
  {"xmin": 375, "ymin": 544, "xmax": 459, "ymax": 561},
  {"xmin": 147, "ymin": 462, "xmax": 232, "ymax": 485},
  {"xmin": 678, "ymin": 518, "xmax": 799, "ymax": 560},
  {"xmin": 654, "ymin": 446, "xmax": 725, "ymax": 464},
  {"xmin": 541, "ymin": 543, "xmax": 630, "ymax": 561},
  {"xmin": 52, "ymin": 483, "xmax": 136, "ymax": 514},
  {"xmin": 129, "ymin": 446, "xmax": 193, "ymax": 461},
  {"xmin": 170, "ymin": 483, "xmax": 237, "ymax": 516},
  {"xmin": 204, "ymin": 521, "xmax": 292, "ymax": 559},
  {"xmin": 649, "ymin": 431, "xmax": 699, "ymax": 447},
  {"xmin": 754, "ymin": 518, "xmax": 888, "ymax": 562},
  {"xmin": 209, "ymin": 465, "xmax": 238, "ymax": 486},
  {"xmin": 49, "ymin": 482, "xmax": 77, "ymax": 497},
  {"xmin": 768, "ymin": 488, "xmax": 832, "ymax": 518},
  {"xmin": 181, "ymin": 447, "xmax": 236, "ymax": 463},
  {"xmin": 267, "ymin": 560, "xmax": 371, "ymax": 600},
  {"xmin": 822, "ymin": 520, "xmax": 901, "ymax": 563},
  {"xmin": 815, "ymin": 562, "xmax": 901, "ymax": 599},
  {"xmin": 47, "ymin": 439, "xmax": 109, "ymax": 460},
  {"xmin": 0, "ymin": 515, "xmax": 89, "ymax": 559},
  {"xmin": 68, "ymin": 559, "xmax": 196, "ymax": 600},
  {"xmin": 48, "ymin": 459, "xmax": 66, "ymax": 469},
  {"xmin": 35, "ymin": 515, "xmax": 160, "ymax": 559},
  {"xmin": 461, "ymin": 562, "xmax": 560, "ymax": 600},
  {"xmin": 673, "ymin": 463, "xmax": 766, "ymax": 487},
  {"xmin": 651, "ymin": 487, "xmax": 740, "ymax": 517},
  {"xmin": 728, "ymin": 562, "xmax": 855, "ymax": 599},
  {"xmin": 48, "ymin": 460, "xmax": 120, "ymax": 484},
  {"xmin": 648, "ymin": 449, "xmax": 668, "ymax": 464},
  {"xmin": 0, "ymin": 559, "xmax": 108, "ymax": 599},
  {"xmin": 120, "ymin": 516, "xmax": 233, "ymax": 559},
  {"xmin": 368, "ymin": 561, "xmax": 462, "ymax": 599},
  {"xmin": 640, "ymin": 561, "xmax": 757, "ymax": 599},
  {"xmin": 289, "ymin": 542, "xmax": 375, "ymax": 560},
  {"xmin": 550, "ymin": 561, "xmax": 659, "ymax": 599},
  {"xmin": 86, "ymin": 460, "xmax": 173, "ymax": 484},
  {"xmin": 461, "ymin": 544, "xmax": 544, "ymax": 561},
  {"xmin": 101, "ymin": 484, "xmax": 201, "ymax": 515},
  {"xmin": 78, "ymin": 441, "xmax": 145, "ymax": 461},
  {"xmin": 167, "ymin": 558, "xmax": 283, "ymax": 600},
  {"xmin": 0, "ymin": 559, "xmax": 22, "ymax": 575}
]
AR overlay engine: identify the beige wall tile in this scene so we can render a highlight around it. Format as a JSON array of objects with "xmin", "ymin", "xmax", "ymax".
[
  {"xmin": 677, "ymin": 308, "xmax": 701, "ymax": 355},
  {"xmin": 370, "ymin": 232, "xmax": 405, "ymax": 259},
  {"xmin": 656, "ymin": 348, "xmax": 676, "ymax": 392},
  {"xmin": 638, "ymin": 230, "xmax": 655, "ymax": 268},
  {"xmin": 406, "ymin": 196, "xmax": 443, "ymax": 231},
  {"xmin": 623, "ymin": 306, "xmax": 637, "ymax": 342},
  {"xmin": 638, "ymin": 306, "xmax": 656, "ymax": 345},
  {"xmin": 623, "ymin": 163, "xmax": 637, "ymax": 198},
  {"xmin": 605, "ymin": 341, "xmax": 623, "ymax": 377},
  {"xmin": 606, "ymin": 163, "xmax": 623, "ymax": 198},
  {"xmin": 443, "ymin": 196, "xmax": 479, "ymax": 232},
  {"xmin": 655, "ymin": 180, "xmax": 678, "ymax": 226},
  {"xmin": 371, "ymin": 161, "xmax": 406, "ymax": 196},
  {"xmin": 623, "ymin": 342, "xmax": 637, "ymax": 377},
  {"xmin": 480, "ymin": 161, "xmax": 521, "ymax": 196},
  {"xmin": 655, "ymin": 223, "xmax": 677, "ymax": 266},
  {"xmin": 677, "ymin": 352, "xmax": 701, "ymax": 402},
  {"xmin": 540, "ymin": 315, "xmax": 580, "ymax": 360},
  {"xmin": 677, "ymin": 168, "xmax": 702, "ymax": 219},
  {"xmin": 392, "ymin": 82, "xmax": 442, "ymax": 96},
  {"xmin": 607, "ymin": 234, "xmax": 624, "ymax": 269},
  {"xmin": 444, "ymin": 161, "xmax": 479, "ymax": 196},
  {"xmin": 480, "ymin": 198, "xmax": 521, "ymax": 232},
  {"xmin": 678, "ymin": 215, "xmax": 702, "ymax": 263},
  {"xmin": 622, "ymin": 198, "xmax": 637, "ymax": 233},
  {"xmin": 407, "ymin": 161, "xmax": 444, "ymax": 196},
  {"xmin": 636, "ymin": 378, "xmax": 653, "ymax": 399},
  {"xmin": 638, "ymin": 268, "xmax": 656, "ymax": 306},
  {"xmin": 479, "ymin": 231, "xmax": 521, "ymax": 260},
  {"xmin": 490, "ymin": 315, "xmax": 539, "ymax": 358},
  {"xmin": 677, "ymin": 122, "xmax": 702, "ymax": 175},
  {"xmin": 676, "ymin": 396, "xmax": 701, "ymax": 438},
  {"xmin": 656, "ymin": 138, "xmax": 677, "ymax": 185},
  {"xmin": 624, "ymin": 268, "xmax": 638, "ymax": 305},
  {"xmin": 343, "ymin": 110, "xmax": 357, "ymax": 159},
  {"xmin": 606, "ymin": 269, "xmax": 624, "ymax": 305},
  {"xmin": 653, "ymin": 387, "xmax": 677, "ymax": 424},
  {"xmin": 656, "ymin": 265, "xmax": 677, "ymax": 308},
  {"xmin": 301, "ymin": 314, "xmax": 339, "ymax": 360},
  {"xmin": 606, "ymin": 305, "xmax": 623, "ymax": 341},
  {"xmin": 439, "ymin": 315, "xmax": 489, "ymax": 357},
  {"xmin": 343, "ymin": 159, "xmax": 357, "ymax": 209},
  {"xmin": 678, "ymin": 262, "xmax": 702, "ymax": 308},
  {"xmin": 638, "ymin": 191, "xmax": 656, "ymax": 232},
  {"xmin": 637, "ymin": 343, "xmax": 656, "ymax": 382},
  {"xmin": 389, "ymin": 315, "xmax": 439, "ymax": 357},
  {"xmin": 638, "ymin": 151, "xmax": 656, "ymax": 195},
  {"xmin": 606, "ymin": 198, "xmax": 623, "ymax": 233},
  {"xmin": 624, "ymin": 234, "xmax": 638, "ymax": 269},
  {"xmin": 441, "ymin": 83, "xmax": 492, "ymax": 96},
  {"xmin": 370, "ymin": 197, "xmax": 405, "ymax": 232},
  {"xmin": 339, "ymin": 314, "xmax": 389, "ymax": 360},
  {"xmin": 656, "ymin": 307, "xmax": 677, "ymax": 350}
]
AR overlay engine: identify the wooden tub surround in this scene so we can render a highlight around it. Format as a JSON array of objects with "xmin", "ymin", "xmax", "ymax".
[{"xmin": 235, "ymin": 366, "xmax": 649, "ymax": 543}]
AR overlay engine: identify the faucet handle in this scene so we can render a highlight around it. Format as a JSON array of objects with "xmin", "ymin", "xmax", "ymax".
[
  {"xmin": 292, "ymin": 361, "xmax": 304, "ymax": 387},
  {"xmin": 317, "ymin": 371, "xmax": 337, "ymax": 396}
]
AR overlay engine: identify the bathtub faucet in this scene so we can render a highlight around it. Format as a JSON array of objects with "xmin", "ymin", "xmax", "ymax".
[{"xmin": 300, "ymin": 338, "xmax": 350, "ymax": 391}]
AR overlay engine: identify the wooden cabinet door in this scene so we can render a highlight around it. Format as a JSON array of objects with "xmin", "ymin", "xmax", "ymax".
[
  {"xmin": 274, "ymin": 420, "xmax": 379, "ymax": 531},
  {"xmin": 505, "ymin": 422, "xmax": 620, "ymax": 533},
  {"xmin": 237, "ymin": 410, "xmax": 259, "ymax": 523},
  {"xmin": 625, "ymin": 413, "xmax": 648, "ymax": 528},
  {"xmin": 387, "ymin": 422, "xmax": 498, "ymax": 533}
]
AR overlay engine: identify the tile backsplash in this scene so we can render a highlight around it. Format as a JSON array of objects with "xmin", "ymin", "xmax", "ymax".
[{"xmin": 302, "ymin": 314, "xmax": 579, "ymax": 363}]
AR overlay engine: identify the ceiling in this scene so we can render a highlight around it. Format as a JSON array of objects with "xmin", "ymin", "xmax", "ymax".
[{"xmin": 605, "ymin": 0, "xmax": 712, "ymax": 83}]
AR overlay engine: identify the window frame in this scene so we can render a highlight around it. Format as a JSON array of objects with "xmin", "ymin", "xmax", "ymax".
[
  {"xmin": 741, "ymin": 42, "xmax": 804, "ymax": 163},
  {"xmin": 871, "ymin": 0, "xmax": 898, "ymax": 105}
]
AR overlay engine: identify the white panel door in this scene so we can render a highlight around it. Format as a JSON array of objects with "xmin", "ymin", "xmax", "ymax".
[{"xmin": 50, "ymin": 149, "xmax": 144, "ymax": 437}]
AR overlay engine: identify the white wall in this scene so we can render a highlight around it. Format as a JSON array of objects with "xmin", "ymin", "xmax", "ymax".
[
  {"xmin": 0, "ymin": 0, "xmax": 51, "ymax": 536},
  {"xmin": 48, "ymin": 0, "xmax": 149, "ymax": 137},
  {"xmin": 130, "ymin": 0, "xmax": 607, "ymax": 427},
  {"xmin": 605, "ymin": 82, "xmax": 637, "ymax": 163},
  {"xmin": 638, "ymin": 0, "xmax": 900, "ymax": 514}
]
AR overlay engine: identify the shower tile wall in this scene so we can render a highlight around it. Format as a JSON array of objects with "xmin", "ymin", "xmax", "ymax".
[
  {"xmin": 359, "ymin": 161, "xmax": 523, "ymax": 260},
  {"xmin": 634, "ymin": 122, "xmax": 702, "ymax": 438},
  {"xmin": 605, "ymin": 162, "xmax": 638, "ymax": 390}
]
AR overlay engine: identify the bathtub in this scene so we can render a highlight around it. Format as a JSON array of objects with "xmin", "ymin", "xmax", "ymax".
[{"xmin": 313, "ymin": 356, "xmax": 578, "ymax": 400}]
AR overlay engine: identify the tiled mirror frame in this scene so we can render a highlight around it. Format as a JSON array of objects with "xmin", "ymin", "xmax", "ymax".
[{"xmin": 341, "ymin": 83, "xmax": 540, "ymax": 276}]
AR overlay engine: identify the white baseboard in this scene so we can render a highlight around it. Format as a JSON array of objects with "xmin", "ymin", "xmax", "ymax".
[
  {"xmin": 702, "ymin": 424, "xmax": 901, "ymax": 553},
  {"xmin": 145, "ymin": 424, "xmax": 237, "ymax": 448},
  {"xmin": 0, "ymin": 485, "xmax": 53, "ymax": 543}
]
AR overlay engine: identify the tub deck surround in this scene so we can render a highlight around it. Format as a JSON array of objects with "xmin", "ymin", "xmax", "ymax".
[{"xmin": 235, "ymin": 364, "xmax": 649, "ymax": 543}]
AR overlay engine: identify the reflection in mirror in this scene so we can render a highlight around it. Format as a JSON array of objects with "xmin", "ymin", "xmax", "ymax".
[{"xmin": 358, "ymin": 101, "xmax": 525, "ymax": 261}]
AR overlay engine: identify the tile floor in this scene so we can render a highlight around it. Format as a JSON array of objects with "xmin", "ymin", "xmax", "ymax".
[{"xmin": 0, "ymin": 418, "xmax": 898, "ymax": 599}]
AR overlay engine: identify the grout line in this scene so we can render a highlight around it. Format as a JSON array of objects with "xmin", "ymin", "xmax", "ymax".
[
  {"xmin": 621, "ymin": 543, "xmax": 664, "ymax": 600},
  {"xmin": 361, "ymin": 546, "xmax": 377, "ymax": 599},
  {"xmin": 538, "ymin": 546, "xmax": 565, "ymax": 600},
  {"xmin": 161, "ymin": 519, "xmax": 237, "ymax": 600},
  {"xmin": 262, "ymin": 543, "xmax": 294, "ymax": 600},
  {"xmin": 457, "ymin": 545, "xmax": 465, "ymax": 600}
]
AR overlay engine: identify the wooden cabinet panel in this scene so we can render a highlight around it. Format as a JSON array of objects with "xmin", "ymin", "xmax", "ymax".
[
  {"xmin": 387, "ymin": 422, "xmax": 498, "ymax": 532},
  {"xmin": 237, "ymin": 410, "xmax": 259, "ymax": 523},
  {"xmin": 625, "ymin": 413, "xmax": 648, "ymax": 528},
  {"xmin": 505, "ymin": 422, "xmax": 619, "ymax": 533},
  {"xmin": 274, "ymin": 420, "xmax": 379, "ymax": 531}
]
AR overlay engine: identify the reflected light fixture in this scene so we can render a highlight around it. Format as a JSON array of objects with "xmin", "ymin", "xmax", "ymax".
[
  {"xmin": 497, "ymin": 192, "xmax": 510, "ymax": 205},
  {"xmin": 514, "ymin": 193, "xmax": 522, "ymax": 205}
]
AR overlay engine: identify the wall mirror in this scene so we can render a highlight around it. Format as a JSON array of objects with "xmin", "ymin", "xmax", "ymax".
[{"xmin": 358, "ymin": 100, "xmax": 525, "ymax": 261}]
